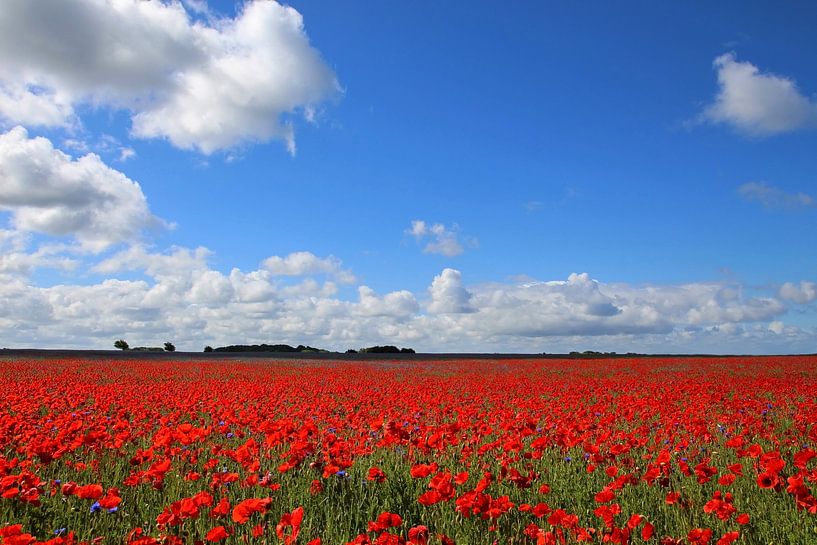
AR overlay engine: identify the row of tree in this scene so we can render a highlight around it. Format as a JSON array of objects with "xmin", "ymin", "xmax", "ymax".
[
  {"xmin": 114, "ymin": 340, "xmax": 175, "ymax": 352},
  {"xmin": 113, "ymin": 340, "xmax": 415, "ymax": 354},
  {"xmin": 114, "ymin": 340, "xmax": 641, "ymax": 356}
]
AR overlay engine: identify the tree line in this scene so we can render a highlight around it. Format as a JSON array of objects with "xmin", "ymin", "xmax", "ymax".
[{"xmin": 113, "ymin": 340, "xmax": 415, "ymax": 354}]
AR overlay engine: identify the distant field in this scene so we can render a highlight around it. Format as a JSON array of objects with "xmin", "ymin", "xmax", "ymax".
[{"xmin": 1, "ymin": 356, "xmax": 816, "ymax": 544}]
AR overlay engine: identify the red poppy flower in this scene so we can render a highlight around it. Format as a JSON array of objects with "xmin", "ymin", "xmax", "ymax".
[{"xmin": 205, "ymin": 526, "xmax": 229, "ymax": 542}]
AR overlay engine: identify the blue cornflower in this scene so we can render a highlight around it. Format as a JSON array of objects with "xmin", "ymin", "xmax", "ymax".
[{"xmin": 90, "ymin": 501, "xmax": 102, "ymax": 513}]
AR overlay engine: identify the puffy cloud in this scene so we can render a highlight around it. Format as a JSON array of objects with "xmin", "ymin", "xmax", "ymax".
[
  {"xmin": 0, "ymin": 0, "xmax": 339, "ymax": 153},
  {"xmin": 0, "ymin": 84, "xmax": 74, "ymax": 128},
  {"xmin": 427, "ymin": 268, "xmax": 475, "ymax": 314},
  {"xmin": 738, "ymin": 182, "xmax": 815, "ymax": 210},
  {"xmin": 263, "ymin": 251, "xmax": 355, "ymax": 283},
  {"xmin": 93, "ymin": 245, "xmax": 211, "ymax": 277},
  {"xmin": 0, "ymin": 126, "xmax": 164, "ymax": 251},
  {"xmin": 0, "ymin": 251, "xmax": 76, "ymax": 276},
  {"xmin": 356, "ymin": 286, "xmax": 419, "ymax": 319},
  {"xmin": 0, "ymin": 248, "xmax": 811, "ymax": 353},
  {"xmin": 407, "ymin": 220, "xmax": 477, "ymax": 257},
  {"xmin": 701, "ymin": 52, "xmax": 817, "ymax": 136},
  {"xmin": 779, "ymin": 281, "xmax": 817, "ymax": 304},
  {"xmin": 0, "ymin": 230, "xmax": 76, "ymax": 275}
]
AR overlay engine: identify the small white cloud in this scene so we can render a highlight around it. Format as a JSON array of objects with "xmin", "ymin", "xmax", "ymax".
[
  {"xmin": 738, "ymin": 182, "xmax": 815, "ymax": 210},
  {"xmin": 779, "ymin": 281, "xmax": 817, "ymax": 304},
  {"xmin": 768, "ymin": 321, "xmax": 785, "ymax": 335},
  {"xmin": 117, "ymin": 147, "xmax": 136, "ymax": 162},
  {"xmin": 62, "ymin": 138, "xmax": 89, "ymax": 153},
  {"xmin": 701, "ymin": 52, "xmax": 817, "ymax": 136},
  {"xmin": 0, "ymin": 126, "xmax": 165, "ymax": 251},
  {"xmin": 262, "ymin": 251, "xmax": 355, "ymax": 283},
  {"xmin": 407, "ymin": 220, "xmax": 477, "ymax": 257}
]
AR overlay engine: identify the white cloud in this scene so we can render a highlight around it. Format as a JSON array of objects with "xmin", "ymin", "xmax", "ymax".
[
  {"xmin": 407, "ymin": 220, "xmax": 477, "ymax": 257},
  {"xmin": 0, "ymin": 83, "xmax": 75, "ymax": 129},
  {"xmin": 0, "ymin": 246, "xmax": 812, "ymax": 353},
  {"xmin": 262, "ymin": 251, "xmax": 356, "ymax": 283},
  {"xmin": 0, "ymin": 126, "xmax": 164, "ymax": 251},
  {"xmin": 768, "ymin": 321, "xmax": 785, "ymax": 335},
  {"xmin": 0, "ymin": 230, "xmax": 78, "ymax": 275},
  {"xmin": 118, "ymin": 147, "xmax": 136, "ymax": 162},
  {"xmin": 738, "ymin": 182, "xmax": 815, "ymax": 210},
  {"xmin": 93, "ymin": 245, "xmax": 211, "ymax": 277},
  {"xmin": 356, "ymin": 286, "xmax": 419, "ymax": 319},
  {"xmin": 0, "ymin": 0, "xmax": 339, "ymax": 154},
  {"xmin": 427, "ymin": 268, "xmax": 475, "ymax": 314},
  {"xmin": 779, "ymin": 281, "xmax": 817, "ymax": 304},
  {"xmin": 0, "ymin": 250, "xmax": 77, "ymax": 276},
  {"xmin": 701, "ymin": 52, "xmax": 817, "ymax": 136}
]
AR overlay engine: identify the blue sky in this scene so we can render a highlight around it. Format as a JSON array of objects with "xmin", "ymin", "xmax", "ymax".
[{"xmin": 0, "ymin": 1, "xmax": 815, "ymax": 352}]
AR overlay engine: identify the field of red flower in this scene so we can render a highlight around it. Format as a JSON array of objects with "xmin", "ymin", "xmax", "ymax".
[{"xmin": 1, "ymin": 356, "xmax": 816, "ymax": 545}]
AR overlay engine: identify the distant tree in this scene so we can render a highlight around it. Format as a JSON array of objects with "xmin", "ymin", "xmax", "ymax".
[
  {"xmin": 164, "ymin": 342, "xmax": 176, "ymax": 352},
  {"xmin": 359, "ymin": 345, "xmax": 414, "ymax": 354},
  {"xmin": 114, "ymin": 339, "xmax": 129, "ymax": 350},
  {"xmin": 204, "ymin": 346, "xmax": 213, "ymax": 353},
  {"xmin": 345, "ymin": 349, "xmax": 358, "ymax": 354},
  {"xmin": 212, "ymin": 344, "xmax": 327, "ymax": 353}
]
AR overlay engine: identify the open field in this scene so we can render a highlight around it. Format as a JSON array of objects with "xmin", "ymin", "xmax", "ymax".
[{"xmin": 1, "ymin": 356, "xmax": 816, "ymax": 545}]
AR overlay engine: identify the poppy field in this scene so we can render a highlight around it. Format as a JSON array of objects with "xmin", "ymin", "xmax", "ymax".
[{"xmin": 1, "ymin": 356, "xmax": 816, "ymax": 545}]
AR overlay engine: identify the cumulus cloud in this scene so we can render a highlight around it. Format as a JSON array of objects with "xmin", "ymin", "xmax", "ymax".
[
  {"xmin": 0, "ymin": 250, "xmax": 812, "ymax": 353},
  {"xmin": 427, "ymin": 268, "xmax": 475, "ymax": 314},
  {"xmin": 408, "ymin": 220, "xmax": 477, "ymax": 257},
  {"xmin": 779, "ymin": 281, "xmax": 817, "ymax": 304},
  {"xmin": 0, "ymin": 0, "xmax": 339, "ymax": 154},
  {"xmin": 262, "ymin": 251, "xmax": 355, "ymax": 283},
  {"xmin": 701, "ymin": 52, "xmax": 817, "ymax": 136},
  {"xmin": 0, "ymin": 230, "xmax": 77, "ymax": 275},
  {"xmin": 356, "ymin": 286, "xmax": 419, "ymax": 319},
  {"xmin": 0, "ymin": 126, "xmax": 164, "ymax": 251},
  {"xmin": 738, "ymin": 182, "xmax": 815, "ymax": 210},
  {"xmin": 449, "ymin": 274, "xmax": 758, "ymax": 339},
  {"xmin": 93, "ymin": 245, "xmax": 211, "ymax": 277}
]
